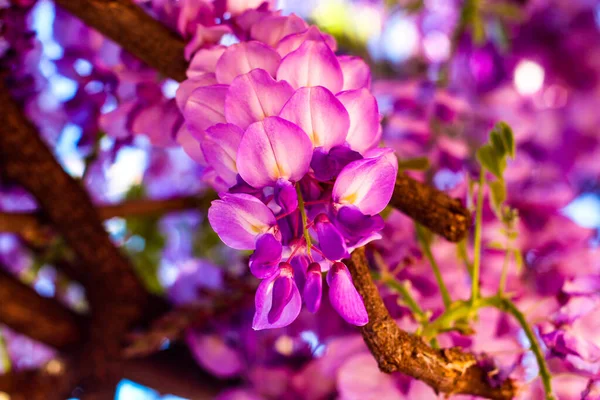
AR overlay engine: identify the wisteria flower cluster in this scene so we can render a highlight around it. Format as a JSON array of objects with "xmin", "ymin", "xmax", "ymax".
[{"xmin": 176, "ymin": 9, "xmax": 398, "ymax": 330}]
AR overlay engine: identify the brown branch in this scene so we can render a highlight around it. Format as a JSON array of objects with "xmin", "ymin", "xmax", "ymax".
[
  {"xmin": 54, "ymin": 0, "xmax": 188, "ymax": 82},
  {"xmin": 0, "ymin": 194, "xmax": 215, "ymax": 235},
  {"xmin": 0, "ymin": 267, "xmax": 84, "ymax": 349},
  {"xmin": 392, "ymin": 174, "xmax": 470, "ymax": 242},
  {"xmin": 0, "ymin": 79, "xmax": 147, "ymax": 394},
  {"xmin": 345, "ymin": 248, "xmax": 516, "ymax": 400}
]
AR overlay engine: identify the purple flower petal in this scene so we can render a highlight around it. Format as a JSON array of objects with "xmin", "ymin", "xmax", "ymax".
[
  {"xmin": 276, "ymin": 26, "xmax": 337, "ymax": 57},
  {"xmin": 327, "ymin": 262, "xmax": 368, "ymax": 326},
  {"xmin": 183, "ymin": 84, "xmax": 229, "ymax": 132},
  {"xmin": 304, "ymin": 262, "xmax": 323, "ymax": 313},
  {"xmin": 215, "ymin": 41, "xmax": 281, "ymax": 84},
  {"xmin": 310, "ymin": 145, "xmax": 363, "ymax": 181},
  {"xmin": 250, "ymin": 14, "xmax": 308, "ymax": 47},
  {"xmin": 337, "ymin": 88, "xmax": 381, "ymax": 154},
  {"xmin": 338, "ymin": 55, "xmax": 371, "ymax": 91},
  {"xmin": 225, "ymin": 68, "xmax": 294, "ymax": 130},
  {"xmin": 237, "ymin": 116, "xmax": 313, "ymax": 188},
  {"xmin": 314, "ymin": 214, "xmax": 349, "ymax": 260},
  {"xmin": 274, "ymin": 178, "xmax": 298, "ymax": 212},
  {"xmin": 268, "ymin": 267, "xmax": 295, "ymax": 323},
  {"xmin": 279, "ymin": 86, "xmax": 349, "ymax": 150},
  {"xmin": 277, "ymin": 40, "xmax": 343, "ymax": 93},
  {"xmin": 335, "ymin": 205, "xmax": 385, "ymax": 240},
  {"xmin": 249, "ymin": 233, "xmax": 283, "ymax": 279},
  {"xmin": 185, "ymin": 331, "xmax": 244, "ymax": 378},
  {"xmin": 253, "ymin": 264, "xmax": 302, "ymax": 330},
  {"xmin": 201, "ymin": 123, "xmax": 244, "ymax": 187},
  {"xmin": 208, "ymin": 193, "xmax": 277, "ymax": 250},
  {"xmin": 333, "ymin": 154, "xmax": 398, "ymax": 215}
]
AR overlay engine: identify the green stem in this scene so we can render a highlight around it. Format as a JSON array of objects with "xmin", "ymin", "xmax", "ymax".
[
  {"xmin": 382, "ymin": 276, "xmax": 427, "ymax": 322},
  {"xmin": 470, "ymin": 169, "xmax": 485, "ymax": 307},
  {"xmin": 296, "ymin": 184, "xmax": 311, "ymax": 256},
  {"xmin": 0, "ymin": 329, "xmax": 11, "ymax": 373},
  {"xmin": 492, "ymin": 298, "xmax": 554, "ymax": 400},
  {"xmin": 416, "ymin": 225, "xmax": 452, "ymax": 309}
]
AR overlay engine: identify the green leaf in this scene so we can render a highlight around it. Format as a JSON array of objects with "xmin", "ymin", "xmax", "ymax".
[
  {"xmin": 498, "ymin": 122, "xmax": 516, "ymax": 158},
  {"xmin": 489, "ymin": 179, "xmax": 506, "ymax": 213},
  {"xmin": 477, "ymin": 144, "xmax": 504, "ymax": 179},
  {"xmin": 490, "ymin": 131, "xmax": 507, "ymax": 157},
  {"xmin": 397, "ymin": 156, "xmax": 430, "ymax": 171},
  {"xmin": 471, "ymin": 12, "xmax": 486, "ymax": 46}
]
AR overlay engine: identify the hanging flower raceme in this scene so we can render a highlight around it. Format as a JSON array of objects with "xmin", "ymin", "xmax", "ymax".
[{"xmin": 177, "ymin": 8, "xmax": 398, "ymax": 330}]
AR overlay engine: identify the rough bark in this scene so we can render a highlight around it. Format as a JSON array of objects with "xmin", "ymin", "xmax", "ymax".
[
  {"xmin": 345, "ymin": 248, "xmax": 516, "ymax": 400},
  {"xmin": 0, "ymin": 267, "xmax": 84, "ymax": 348},
  {"xmin": 0, "ymin": 79, "xmax": 147, "ymax": 394},
  {"xmin": 392, "ymin": 174, "xmax": 471, "ymax": 242},
  {"xmin": 53, "ymin": 0, "xmax": 188, "ymax": 82}
]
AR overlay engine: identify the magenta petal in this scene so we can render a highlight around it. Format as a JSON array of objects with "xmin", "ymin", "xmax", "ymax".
[
  {"xmin": 338, "ymin": 55, "xmax": 371, "ymax": 91},
  {"xmin": 274, "ymin": 179, "xmax": 298, "ymax": 212},
  {"xmin": 279, "ymin": 86, "xmax": 349, "ymax": 151},
  {"xmin": 276, "ymin": 26, "xmax": 338, "ymax": 57},
  {"xmin": 183, "ymin": 84, "xmax": 228, "ymax": 132},
  {"xmin": 304, "ymin": 262, "xmax": 323, "ymax": 313},
  {"xmin": 337, "ymin": 89, "xmax": 381, "ymax": 153},
  {"xmin": 184, "ymin": 25, "xmax": 231, "ymax": 60},
  {"xmin": 208, "ymin": 193, "xmax": 276, "ymax": 250},
  {"xmin": 237, "ymin": 116, "xmax": 313, "ymax": 188},
  {"xmin": 253, "ymin": 266, "xmax": 302, "ymax": 330},
  {"xmin": 249, "ymin": 233, "xmax": 283, "ymax": 279},
  {"xmin": 176, "ymin": 73, "xmax": 217, "ymax": 110},
  {"xmin": 327, "ymin": 262, "xmax": 368, "ymax": 326},
  {"xmin": 185, "ymin": 331, "xmax": 244, "ymax": 378},
  {"xmin": 333, "ymin": 154, "xmax": 398, "ymax": 215},
  {"xmin": 225, "ymin": 69, "xmax": 294, "ymax": 130},
  {"xmin": 314, "ymin": 214, "xmax": 349, "ymax": 261},
  {"xmin": 215, "ymin": 41, "xmax": 281, "ymax": 84},
  {"xmin": 276, "ymin": 40, "xmax": 343, "ymax": 93},
  {"xmin": 188, "ymin": 46, "xmax": 226, "ymax": 77},
  {"xmin": 201, "ymin": 123, "xmax": 244, "ymax": 187},
  {"xmin": 250, "ymin": 14, "xmax": 308, "ymax": 47}
]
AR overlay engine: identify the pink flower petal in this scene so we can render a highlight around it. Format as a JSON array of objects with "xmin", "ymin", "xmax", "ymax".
[
  {"xmin": 175, "ymin": 73, "xmax": 217, "ymax": 110},
  {"xmin": 337, "ymin": 88, "xmax": 381, "ymax": 154},
  {"xmin": 250, "ymin": 14, "xmax": 308, "ymax": 47},
  {"xmin": 277, "ymin": 40, "xmax": 343, "ymax": 93},
  {"xmin": 215, "ymin": 41, "xmax": 281, "ymax": 84},
  {"xmin": 237, "ymin": 116, "xmax": 313, "ymax": 188},
  {"xmin": 188, "ymin": 46, "xmax": 226, "ymax": 77},
  {"xmin": 183, "ymin": 84, "xmax": 228, "ymax": 132},
  {"xmin": 338, "ymin": 55, "xmax": 371, "ymax": 91},
  {"xmin": 208, "ymin": 193, "xmax": 276, "ymax": 250},
  {"xmin": 279, "ymin": 86, "xmax": 349, "ymax": 150},
  {"xmin": 201, "ymin": 123, "xmax": 244, "ymax": 187},
  {"xmin": 225, "ymin": 69, "xmax": 294, "ymax": 130},
  {"xmin": 276, "ymin": 25, "xmax": 337, "ymax": 57},
  {"xmin": 176, "ymin": 124, "xmax": 206, "ymax": 165},
  {"xmin": 333, "ymin": 153, "xmax": 398, "ymax": 215},
  {"xmin": 253, "ymin": 267, "xmax": 302, "ymax": 330}
]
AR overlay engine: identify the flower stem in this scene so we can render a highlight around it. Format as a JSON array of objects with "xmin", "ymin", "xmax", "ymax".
[
  {"xmin": 382, "ymin": 276, "xmax": 427, "ymax": 322},
  {"xmin": 491, "ymin": 297, "xmax": 555, "ymax": 400},
  {"xmin": 470, "ymin": 169, "xmax": 485, "ymax": 307},
  {"xmin": 296, "ymin": 183, "xmax": 312, "ymax": 257},
  {"xmin": 416, "ymin": 224, "xmax": 452, "ymax": 309}
]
